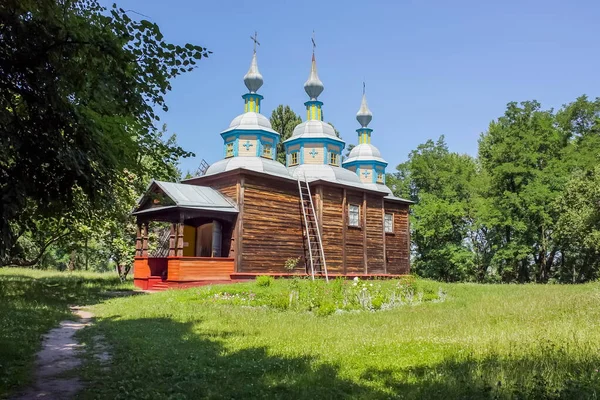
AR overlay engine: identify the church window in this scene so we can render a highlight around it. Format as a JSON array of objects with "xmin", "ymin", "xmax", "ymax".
[
  {"xmin": 290, "ymin": 151, "xmax": 299, "ymax": 166},
  {"xmin": 329, "ymin": 152, "xmax": 339, "ymax": 166},
  {"xmin": 262, "ymin": 144, "xmax": 272, "ymax": 159},
  {"xmin": 384, "ymin": 213, "xmax": 394, "ymax": 233},
  {"xmin": 225, "ymin": 142, "xmax": 234, "ymax": 158},
  {"xmin": 348, "ymin": 204, "xmax": 360, "ymax": 227},
  {"xmin": 377, "ymin": 172, "xmax": 384, "ymax": 183}
]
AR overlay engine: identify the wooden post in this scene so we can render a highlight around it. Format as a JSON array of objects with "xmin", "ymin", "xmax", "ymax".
[
  {"xmin": 363, "ymin": 192, "xmax": 367, "ymax": 274},
  {"xmin": 141, "ymin": 222, "xmax": 149, "ymax": 257},
  {"xmin": 342, "ymin": 189, "xmax": 347, "ymax": 275},
  {"xmin": 169, "ymin": 223, "xmax": 176, "ymax": 257},
  {"xmin": 135, "ymin": 223, "xmax": 142, "ymax": 257},
  {"xmin": 382, "ymin": 198, "xmax": 387, "ymax": 274},
  {"xmin": 406, "ymin": 206, "xmax": 411, "ymax": 273},
  {"xmin": 236, "ymin": 176, "xmax": 245, "ymax": 272},
  {"xmin": 176, "ymin": 222, "xmax": 184, "ymax": 257}
]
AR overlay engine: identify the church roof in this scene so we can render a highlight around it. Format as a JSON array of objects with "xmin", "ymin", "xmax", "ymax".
[{"xmin": 205, "ymin": 157, "xmax": 290, "ymax": 179}]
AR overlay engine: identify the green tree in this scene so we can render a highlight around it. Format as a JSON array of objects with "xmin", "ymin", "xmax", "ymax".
[
  {"xmin": 0, "ymin": 0, "xmax": 208, "ymax": 262},
  {"xmin": 270, "ymin": 105, "xmax": 302, "ymax": 164},
  {"xmin": 393, "ymin": 137, "xmax": 479, "ymax": 281},
  {"xmin": 479, "ymin": 101, "xmax": 566, "ymax": 282},
  {"xmin": 554, "ymin": 167, "xmax": 600, "ymax": 282}
]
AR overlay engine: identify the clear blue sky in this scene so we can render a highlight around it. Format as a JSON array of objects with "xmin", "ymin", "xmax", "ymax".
[{"xmin": 101, "ymin": 0, "xmax": 600, "ymax": 174}]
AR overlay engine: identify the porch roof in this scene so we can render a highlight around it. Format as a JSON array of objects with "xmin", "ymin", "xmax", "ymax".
[{"xmin": 132, "ymin": 180, "xmax": 238, "ymax": 217}]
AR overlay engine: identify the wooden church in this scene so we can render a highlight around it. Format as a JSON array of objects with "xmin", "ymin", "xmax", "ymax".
[{"xmin": 132, "ymin": 45, "xmax": 412, "ymax": 290}]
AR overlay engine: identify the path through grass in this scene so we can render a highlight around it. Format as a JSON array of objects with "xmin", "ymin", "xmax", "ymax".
[
  {"xmin": 0, "ymin": 268, "xmax": 133, "ymax": 398},
  {"xmin": 78, "ymin": 279, "xmax": 600, "ymax": 399}
]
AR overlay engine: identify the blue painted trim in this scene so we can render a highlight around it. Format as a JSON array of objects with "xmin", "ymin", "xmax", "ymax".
[
  {"xmin": 284, "ymin": 136, "xmax": 345, "ymax": 148},
  {"xmin": 221, "ymin": 130, "xmax": 280, "ymax": 142},
  {"xmin": 300, "ymin": 144, "xmax": 304, "ymax": 164},
  {"xmin": 303, "ymin": 100, "xmax": 323, "ymax": 107},
  {"xmin": 234, "ymin": 138, "xmax": 239, "ymax": 157},
  {"xmin": 242, "ymin": 93, "xmax": 264, "ymax": 101},
  {"xmin": 323, "ymin": 145, "xmax": 328, "ymax": 165},
  {"xmin": 342, "ymin": 159, "xmax": 388, "ymax": 169}
]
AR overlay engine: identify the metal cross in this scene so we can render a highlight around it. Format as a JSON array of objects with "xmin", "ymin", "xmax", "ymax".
[
  {"xmin": 243, "ymin": 140, "xmax": 253, "ymax": 150},
  {"xmin": 311, "ymin": 30, "xmax": 316, "ymax": 53},
  {"xmin": 310, "ymin": 148, "xmax": 318, "ymax": 158},
  {"xmin": 363, "ymin": 81, "xmax": 366, "ymax": 95},
  {"xmin": 362, "ymin": 169, "xmax": 370, "ymax": 178},
  {"xmin": 250, "ymin": 31, "xmax": 260, "ymax": 53}
]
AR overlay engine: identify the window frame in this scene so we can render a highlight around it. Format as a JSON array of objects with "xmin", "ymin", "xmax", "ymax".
[
  {"xmin": 384, "ymin": 212, "xmax": 394, "ymax": 233},
  {"xmin": 290, "ymin": 151, "xmax": 299, "ymax": 166},
  {"xmin": 348, "ymin": 204, "xmax": 361, "ymax": 227},
  {"xmin": 225, "ymin": 142, "xmax": 234, "ymax": 158},
  {"xmin": 377, "ymin": 172, "xmax": 384, "ymax": 184},
  {"xmin": 329, "ymin": 152, "xmax": 339, "ymax": 166},
  {"xmin": 262, "ymin": 143, "xmax": 272, "ymax": 159}
]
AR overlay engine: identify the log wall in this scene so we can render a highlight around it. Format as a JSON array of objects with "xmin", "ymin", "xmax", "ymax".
[
  {"xmin": 344, "ymin": 191, "xmax": 365, "ymax": 273},
  {"xmin": 240, "ymin": 176, "xmax": 305, "ymax": 273},
  {"xmin": 366, "ymin": 194, "xmax": 385, "ymax": 273},
  {"xmin": 320, "ymin": 187, "xmax": 344, "ymax": 273},
  {"xmin": 384, "ymin": 201, "xmax": 411, "ymax": 274}
]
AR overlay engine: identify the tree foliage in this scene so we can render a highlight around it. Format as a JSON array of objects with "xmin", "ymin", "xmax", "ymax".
[
  {"xmin": 0, "ymin": 0, "xmax": 208, "ymax": 264},
  {"xmin": 269, "ymin": 105, "xmax": 302, "ymax": 164},
  {"xmin": 393, "ymin": 96, "xmax": 600, "ymax": 283}
]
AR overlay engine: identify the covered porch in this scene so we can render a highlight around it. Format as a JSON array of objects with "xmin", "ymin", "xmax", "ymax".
[{"xmin": 132, "ymin": 180, "xmax": 239, "ymax": 290}]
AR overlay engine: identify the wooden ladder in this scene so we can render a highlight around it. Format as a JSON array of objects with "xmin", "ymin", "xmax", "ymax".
[{"xmin": 297, "ymin": 174, "xmax": 329, "ymax": 282}]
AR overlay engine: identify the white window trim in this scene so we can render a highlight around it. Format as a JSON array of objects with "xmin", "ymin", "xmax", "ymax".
[
  {"xmin": 384, "ymin": 213, "xmax": 394, "ymax": 233},
  {"xmin": 348, "ymin": 204, "xmax": 360, "ymax": 227}
]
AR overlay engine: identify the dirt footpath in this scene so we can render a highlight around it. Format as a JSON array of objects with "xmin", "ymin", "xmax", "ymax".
[{"xmin": 12, "ymin": 307, "xmax": 93, "ymax": 400}]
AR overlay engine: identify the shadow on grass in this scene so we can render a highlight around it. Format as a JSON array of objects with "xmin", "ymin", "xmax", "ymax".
[
  {"xmin": 81, "ymin": 317, "xmax": 385, "ymax": 399},
  {"xmin": 0, "ymin": 272, "xmax": 139, "ymax": 397},
  {"xmin": 81, "ymin": 315, "xmax": 600, "ymax": 400}
]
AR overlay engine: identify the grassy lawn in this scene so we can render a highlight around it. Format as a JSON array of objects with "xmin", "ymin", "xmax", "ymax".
[
  {"xmin": 0, "ymin": 268, "xmax": 133, "ymax": 398},
  {"xmin": 75, "ymin": 277, "xmax": 600, "ymax": 399}
]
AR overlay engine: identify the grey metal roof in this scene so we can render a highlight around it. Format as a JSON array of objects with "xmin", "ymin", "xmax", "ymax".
[
  {"xmin": 205, "ymin": 157, "xmax": 291, "ymax": 179},
  {"xmin": 221, "ymin": 112, "xmax": 279, "ymax": 135},
  {"xmin": 134, "ymin": 180, "xmax": 238, "ymax": 215},
  {"xmin": 343, "ymin": 143, "xmax": 387, "ymax": 165},
  {"xmin": 289, "ymin": 164, "xmax": 361, "ymax": 185},
  {"xmin": 244, "ymin": 52, "xmax": 263, "ymax": 93},
  {"xmin": 285, "ymin": 120, "xmax": 344, "ymax": 143}
]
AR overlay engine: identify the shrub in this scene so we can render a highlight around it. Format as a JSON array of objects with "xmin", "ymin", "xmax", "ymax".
[
  {"xmin": 256, "ymin": 275, "xmax": 274, "ymax": 287},
  {"xmin": 284, "ymin": 257, "xmax": 301, "ymax": 271}
]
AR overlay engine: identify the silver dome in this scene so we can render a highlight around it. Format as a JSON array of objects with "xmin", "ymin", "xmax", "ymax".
[
  {"xmin": 243, "ymin": 52, "xmax": 263, "ymax": 93},
  {"xmin": 343, "ymin": 143, "xmax": 387, "ymax": 164},
  {"xmin": 222, "ymin": 112, "xmax": 278, "ymax": 135},
  {"xmin": 286, "ymin": 120, "xmax": 343, "ymax": 142},
  {"xmin": 205, "ymin": 157, "xmax": 290, "ymax": 178},
  {"xmin": 356, "ymin": 92, "xmax": 372, "ymax": 128},
  {"xmin": 304, "ymin": 54, "xmax": 324, "ymax": 100}
]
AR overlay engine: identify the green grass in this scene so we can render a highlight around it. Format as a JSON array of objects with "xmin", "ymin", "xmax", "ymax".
[
  {"xmin": 75, "ymin": 278, "xmax": 600, "ymax": 399},
  {"xmin": 0, "ymin": 268, "xmax": 133, "ymax": 397}
]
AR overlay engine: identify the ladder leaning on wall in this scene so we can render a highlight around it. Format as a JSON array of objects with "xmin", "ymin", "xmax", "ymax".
[{"xmin": 297, "ymin": 174, "xmax": 329, "ymax": 282}]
